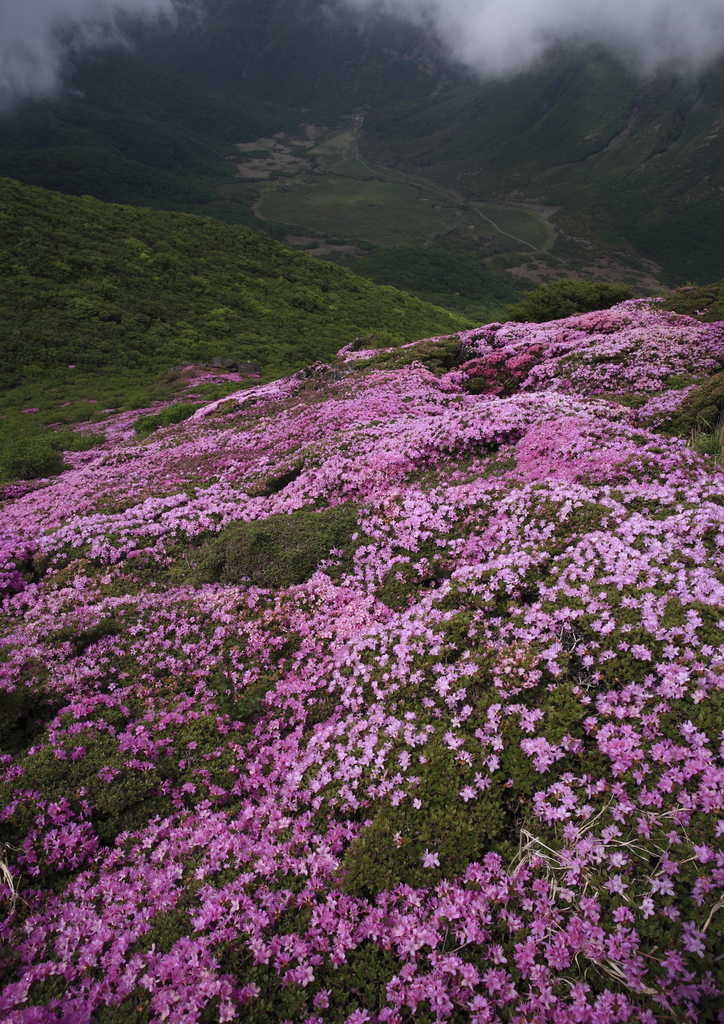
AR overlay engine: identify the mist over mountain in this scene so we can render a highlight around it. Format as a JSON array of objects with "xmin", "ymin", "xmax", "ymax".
[
  {"xmin": 6, "ymin": 0, "xmax": 724, "ymax": 111},
  {"xmin": 0, "ymin": 0, "xmax": 192, "ymax": 108},
  {"xmin": 343, "ymin": 0, "xmax": 724, "ymax": 77}
]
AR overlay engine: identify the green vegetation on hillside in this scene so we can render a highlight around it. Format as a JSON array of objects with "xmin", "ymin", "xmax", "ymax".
[
  {"xmin": 472, "ymin": 206, "xmax": 552, "ymax": 251},
  {"xmin": 0, "ymin": 176, "xmax": 469, "ymax": 389},
  {"xmin": 0, "ymin": 423, "xmax": 104, "ymax": 483},
  {"xmin": 0, "ymin": 48, "xmax": 269, "ymax": 217},
  {"xmin": 352, "ymin": 246, "xmax": 525, "ymax": 323},
  {"xmin": 179, "ymin": 505, "xmax": 360, "ymax": 589},
  {"xmin": 662, "ymin": 280, "xmax": 724, "ymax": 322},
  {"xmin": 0, "ymin": 177, "xmax": 472, "ymax": 479},
  {"xmin": 505, "ymin": 279, "xmax": 634, "ymax": 322}
]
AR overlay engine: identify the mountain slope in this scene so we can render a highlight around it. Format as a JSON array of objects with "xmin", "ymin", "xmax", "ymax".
[
  {"xmin": 3, "ymin": 3, "xmax": 724, "ymax": 285},
  {"xmin": 0, "ymin": 176, "xmax": 470, "ymax": 390},
  {"xmin": 364, "ymin": 52, "xmax": 724, "ymax": 282},
  {"xmin": 160, "ymin": 0, "xmax": 461, "ymax": 114},
  {"xmin": 2, "ymin": 302, "xmax": 724, "ymax": 1021},
  {"xmin": 0, "ymin": 47, "xmax": 268, "ymax": 216}
]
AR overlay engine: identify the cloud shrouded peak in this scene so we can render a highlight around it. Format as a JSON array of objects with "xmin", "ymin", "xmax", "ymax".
[
  {"xmin": 0, "ymin": 0, "xmax": 190, "ymax": 109},
  {"xmin": 343, "ymin": 0, "xmax": 724, "ymax": 77}
]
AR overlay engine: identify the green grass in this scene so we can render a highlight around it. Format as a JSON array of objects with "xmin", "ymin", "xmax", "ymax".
[
  {"xmin": 329, "ymin": 158, "xmax": 381, "ymax": 180},
  {"xmin": 473, "ymin": 206, "xmax": 553, "ymax": 251},
  {"xmin": 255, "ymin": 176, "xmax": 471, "ymax": 247},
  {"xmin": 175, "ymin": 505, "xmax": 361, "ymax": 589},
  {"xmin": 691, "ymin": 422, "xmax": 724, "ymax": 464},
  {"xmin": 241, "ymin": 123, "xmax": 552, "ymax": 259}
]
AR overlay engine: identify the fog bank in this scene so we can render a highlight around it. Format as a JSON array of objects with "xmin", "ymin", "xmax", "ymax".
[
  {"xmin": 0, "ymin": 0, "xmax": 189, "ymax": 108},
  {"xmin": 344, "ymin": 0, "xmax": 724, "ymax": 76}
]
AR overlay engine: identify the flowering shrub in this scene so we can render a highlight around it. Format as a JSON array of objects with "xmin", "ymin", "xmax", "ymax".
[
  {"xmin": 457, "ymin": 300, "xmax": 724, "ymax": 399},
  {"xmin": 1, "ymin": 302, "xmax": 724, "ymax": 1023}
]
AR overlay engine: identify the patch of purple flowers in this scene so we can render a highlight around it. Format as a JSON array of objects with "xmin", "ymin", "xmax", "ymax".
[{"xmin": 1, "ymin": 302, "xmax": 724, "ymax": 1022}]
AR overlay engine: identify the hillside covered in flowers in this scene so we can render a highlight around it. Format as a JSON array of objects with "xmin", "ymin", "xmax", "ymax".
[{"xmin": 2, "ymin": 299, "xmax": 724, "ymax": 1023}]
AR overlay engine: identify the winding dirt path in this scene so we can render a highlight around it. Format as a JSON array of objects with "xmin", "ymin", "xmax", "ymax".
[{"xmin": 352, "ymin": 118, "xmax": 542, "ymax": 252}]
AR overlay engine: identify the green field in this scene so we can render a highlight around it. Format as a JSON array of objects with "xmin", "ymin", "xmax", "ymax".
[
  {"xmin": 255, "ymin": 176, "xmax": 471, "ymax": 246},
  {"xmin": 255, "ymin": 174, "xmax": 551, "ymax": 250},
  {"xmin": 474, "ymin": 205, "xmax": 553, "ymax": 251},
  {"xmin": 229, "ymin": 122, "xmax": 550, "ymax": 253},
  {"xmin": 329, "ymin": 157, "xmax": 381, "ymax": 180}
]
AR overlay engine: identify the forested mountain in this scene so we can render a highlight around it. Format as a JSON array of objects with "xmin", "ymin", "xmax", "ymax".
[
  {"xmin": 159, "ymin": 0, "xmax": 461, "ymax": 112},
  {"xmin": 1, "ymin": 1, "xmax": 723, "ymax": 281},
  {"xmin": 0, "ymin": 48, "xmax": 264, "ymax": 216}
]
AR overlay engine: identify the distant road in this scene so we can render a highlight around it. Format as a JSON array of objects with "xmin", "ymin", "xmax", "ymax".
[{"xmin": 352, "ymin": 119, "xmax": 540, "ymax": 253}]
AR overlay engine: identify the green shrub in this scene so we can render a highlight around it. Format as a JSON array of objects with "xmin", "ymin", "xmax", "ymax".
[
  {"xmin": 662, "ymin": 371, "xmax": 724, "ymax": 438},
  {"xmin": 0, "ymin": 685, "xmax": 59, "ymax": 758},
  {"xmin": 506, "ymin": 279, "xmax": 634, "ymax": 323},
  {"xmin": 134, "ymin": 402, "xmax": 200, "ymax": 439},
  {"xmin": 355, "ymin": 335, "xmax": 464, "ymax": 376},
  {"xmin": 661, "ymin": 281, "xmax": 724, "ymax": 322},
  {"xmin": 179, "ymin": 504, "xmax": 360, "ymax": 589},
  {"xmin": 339, "ymin": 735, "xmax": 507, "ymax": 898},
  {"xmin": 0, "ymin": 435, "xmax": 67, "ymax": 481},
  {"xmin": 0, "ymin": 424, "xmax": 105, "ymax": 482}
]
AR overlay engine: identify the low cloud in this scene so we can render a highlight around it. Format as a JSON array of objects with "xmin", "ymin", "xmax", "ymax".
[
  {"xmin": 0, "ymin": 0, "xmax": 190, "ymax": 109},
  {"xmin": 344, "ymin": 0, "xmax": 724, "ymax": 76}
]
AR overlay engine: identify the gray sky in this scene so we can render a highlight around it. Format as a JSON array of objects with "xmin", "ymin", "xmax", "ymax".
[
  {"xmin": 344, "ymin": 0, "xmax": 724, "ymax": 76},
  {"xmin": 0, "ymin": 0, "xmax": 186, "ymax": 108}
]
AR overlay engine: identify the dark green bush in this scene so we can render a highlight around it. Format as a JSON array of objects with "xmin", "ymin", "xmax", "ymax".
[
  {"xmin": 661, "ymin": 371, "xmax": 724, "ymax": 437},
  {"xmin": 134, "ymin": 402, "xmax": 200, "ymax": 439},
  {"xmin": 181, "ymin": 504, "xmax": 360, "ymax": 589},
  {"xmin": 506, "ymin": 279, "xmax": 634, "ymax": 323},
  {"xmin": 0, "ymin": 424, "xmax": 105, "ymax": 481},
  {"xmin": 0, "ymin": 686, "xmax": 59, "ymax": 758},
  {"xmin": 0, "ymin": 435, "xmax": 66, "ymax": 481},
  {"xmin": 355, "ymin": 335, "xmax": 464, "ymax": 376},
  {"xmin": 662, "ymin": 281, "xmax": 724, "ymax": 322}
]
